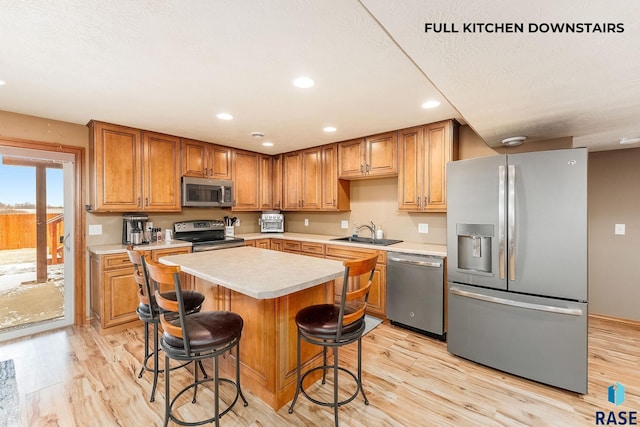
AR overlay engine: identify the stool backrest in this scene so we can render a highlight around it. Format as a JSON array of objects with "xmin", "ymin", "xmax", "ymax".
[
  {"xmin": 125, "ymin": 246, "xmax": 156, "ymax": 315},
  {"xmin": 338, "ymin": 253, "xmax": 378, "ymax": 338},
  {"xmin": 144, "ymin": 258, "xmax": 190, "ymax": 350}
]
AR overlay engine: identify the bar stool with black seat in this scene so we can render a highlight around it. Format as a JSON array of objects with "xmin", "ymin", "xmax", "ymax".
[
  {"xmin": 125, "ymin": 247, "xmax": 206, "ymax": 403},
  {"xmin": 288, "ymin": 253, "xmax": 378, "ymax": 426},
  {"xmin": 145, "ymin": 257, "xmax": 248, "ymax": 427}
]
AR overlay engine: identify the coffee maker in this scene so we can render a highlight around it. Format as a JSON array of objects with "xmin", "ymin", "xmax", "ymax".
[{"xmin": 122, "ymin": 214, "xmax": 149, "ymax": 245}]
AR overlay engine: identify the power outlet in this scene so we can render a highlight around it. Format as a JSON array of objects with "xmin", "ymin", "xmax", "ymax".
[
  {"xmin": 235, "ymin": 219, "xmax": 240, "ymax": 227},
  {"xmin": 418, "ymin": 223, "xmax": 429, "ymax": 234},
  {"xmin": 304, "ymin": 218, "xmax": 309, "ymax": 226},
  {"xmin": 88, "ymin": 224, "xmax": 102, "ymax": 235},
  {"xmin": 341, "ymin": 220, "xmax": 349, "ymax": 229}
]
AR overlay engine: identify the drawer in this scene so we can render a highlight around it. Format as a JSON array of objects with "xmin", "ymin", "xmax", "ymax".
[
  {"xmin": 283, "ymin": 240, "xmax": 302, "ymax": 252},
  {"xmin": 301, "ymin": 242, "xmax": 325, "ymax": 257},
  {"xmin": 102, "ymin": 253, "xmax": 133, "ymax": 270},
  {"xmin": 325, "ymin": 244, "xmax": 386, "ymax": 265},
  {"xmin": 152, "ymin": 247, "xmax": 191, "ymax": 260}
]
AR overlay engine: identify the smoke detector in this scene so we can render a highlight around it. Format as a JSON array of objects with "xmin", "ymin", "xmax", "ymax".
[
  {"xmin": 501, "ymin": 136, "xmax": 527, "ymax": 146},
  {"xmin": 251, "ymin": 131, "xmax": 265, "ymax": 139}
]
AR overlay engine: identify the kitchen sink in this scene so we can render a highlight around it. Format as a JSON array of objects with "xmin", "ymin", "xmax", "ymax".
[{"xmin": 330, "ymin": 236, "xmax": 403, "ymax": 246}]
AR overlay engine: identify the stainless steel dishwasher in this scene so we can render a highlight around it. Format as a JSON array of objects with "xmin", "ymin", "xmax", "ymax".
[{"xmin": 387, "ymin": 253, "xmax": 445, "ymax": 340}]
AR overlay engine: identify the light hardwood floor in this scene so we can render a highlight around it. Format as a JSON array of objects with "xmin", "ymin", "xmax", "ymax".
[{"xmin": 0, "ymin": 317, "xmax": 638, "ymax": 426}]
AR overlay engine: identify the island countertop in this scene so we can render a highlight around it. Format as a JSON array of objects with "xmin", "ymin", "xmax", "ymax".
[{"xmin": 159, "ymin": 246, "xmax": 345, "ymax": 299}]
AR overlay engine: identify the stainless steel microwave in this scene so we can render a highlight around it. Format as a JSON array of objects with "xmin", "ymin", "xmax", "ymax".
[{"xmin": 181, "ymin": 177, "xmax": 234, "ymax": 207}]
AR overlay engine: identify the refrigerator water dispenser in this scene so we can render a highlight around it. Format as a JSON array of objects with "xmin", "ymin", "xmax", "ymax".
[{"xmin": 456, "ymin": 224, "xmax": 493, "ymax": 274}]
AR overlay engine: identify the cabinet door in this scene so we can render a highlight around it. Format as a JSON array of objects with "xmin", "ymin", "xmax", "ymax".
[
  {"xmin": 283, "ymin": 152, "xmax": 302, "ymax": 210},
  {"xmin": 255, "ymin": 238, "xmax": 271, "ymax": 249},
  {"xmin": 398, "ymin": 126, "xmax": 423, "ymax": 211},
  {"xmin": 143, "ymin": 132, "xmax": 182, "ymax": 211},
  {"xmin": 366, "ymin": 131, "xmax": 397, "ymax": 177},
  {"xmin": 272, "ymin": 154, "xmax": 283, "ymax": 210},
  {"xmin": 424, "ymin": 120, "xmax": 457, "ymax": 212},
  {"xmin": 258, "ymin": 155, "xmax": 273, "ymax": 210},
  {"xmin": 301, "ymin": 148, "xmax": 322, "ymax": 210},
  {"xmin": 210, "ymin": 145, "xmax": 232, "ymax": 179},
  {"xmin": 367, "ymin": 265, "xmax": 386, "ymax": 317},
  {"xmin": 151, "ymin": 247, "xmax": 191, "ymax": 290},
  {"xmin": 232, "ymin": 149, "xmax": 260, "ymax": 210},
  {"xmin": 89, "ymin": 121, "xmax": 142, "ymax": 211},
  {"xmin": 270, "ymin": 239, "xmax": 283, "ymax": 251},
  {"xmin": 103, "ymin": 266, "xmax": 138, "ymax": 328},
  {"xmin": 181, "ymin": 138, "xmax": 208, "ymax": 178},
  {"xmin": 337, "ymin": 138, "xmax": 365, "ymax": 178},
  {"xmin": 321, "ymin": 144, "xmax": 350, "ymax": 211}
]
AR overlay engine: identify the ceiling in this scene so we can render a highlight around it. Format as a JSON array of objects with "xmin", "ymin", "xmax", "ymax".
[{"xmin": 0, "ymin": 1, "xmax": 638, "ymax": 154}]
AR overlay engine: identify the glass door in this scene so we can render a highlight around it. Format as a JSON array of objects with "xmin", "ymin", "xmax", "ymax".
[{"xmin": 0, "ymin": 147, "xmax": 75, "ymax": 341}]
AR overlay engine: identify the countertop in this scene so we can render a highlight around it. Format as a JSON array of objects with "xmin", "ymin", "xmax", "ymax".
[
  {"xmin": 87, "ymin": 232, "xmax": 447, "ymax": 258},
  {"xmin": 160, "ymin": 246, "xmax": 345, "ymax": 299},
  {"xmin": 87, "ymin": 240, "xmax": 192, "ymax": 255},
  {"xmin": 240, "ymin": 232, "xmax": 447, "ymax": 257}
]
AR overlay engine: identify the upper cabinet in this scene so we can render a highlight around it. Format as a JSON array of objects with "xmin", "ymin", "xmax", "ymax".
[
  {"xmin": 231, "ymin": 149, "xmax": 260, "ymax": 211},
  {"xmin": 321, "ymin": 143, "xmax": 350, "ymax": 210},
  {"xmin": 338, "ymin": 131, "xmax": 398, "ymax": 179},
  {"xmin": 181, "ymin": 139, "xmax": 232, "ymax": 179},
  {"xmin": 398, "ymin": 120, "xmax": 459, "ymax": 212},
  {"xmin": 283, "ymin": 148, "xmax": 322, "ymax": 211},
  {"xmin": 272, "ymin": 154, "xmax": 283, "ymax": 210},
  {"xmin": 88, "ymin": 121, "xmax": 181, "ymax": 212}
]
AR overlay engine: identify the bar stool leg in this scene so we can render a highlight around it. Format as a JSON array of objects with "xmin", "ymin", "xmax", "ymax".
[
  {"xmin": 236, "ymin": 343, "xmax": 248, "ymax": 407},
  {"xmin": 163, "ymin": 353, "xmax": 170, "ymax": 427},
  {"xmin": 150, "ymin": 322, "xmax": 159, "ymax": 402},
  {"xmin": 334, "ymin": 347, "xmax": 339, "ymax": 426},
  {"xmin": 288, "ymin": 332, "xmax": 303, "ymax": 413},
  {"xmin": 358, "ymin": 338, "xmax": 369, "ymax": 405},
  {"xmin": 138, "ymin": 322, "xmax": 149, "ymax": 379}
]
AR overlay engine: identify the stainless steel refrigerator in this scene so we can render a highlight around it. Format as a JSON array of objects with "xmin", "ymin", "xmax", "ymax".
[{"xmin": 446, "ymin": 148, "xmax": 588, "ymax": 394}]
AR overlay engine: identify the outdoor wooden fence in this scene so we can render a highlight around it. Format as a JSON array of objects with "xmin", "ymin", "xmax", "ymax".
[{"xmin": 0, "ymin": 213, "xmax": 64, "ymax": 253}]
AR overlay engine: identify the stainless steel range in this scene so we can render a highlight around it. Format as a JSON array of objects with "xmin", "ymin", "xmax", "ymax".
[{"xmin": 173, "ymin": 220, "xmax": 245, "ymax": 252}]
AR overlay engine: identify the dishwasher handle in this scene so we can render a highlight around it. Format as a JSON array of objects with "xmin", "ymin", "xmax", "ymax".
[{"xmin": 389, "ymin": 256, "xmax": 442, "ymax": 268}]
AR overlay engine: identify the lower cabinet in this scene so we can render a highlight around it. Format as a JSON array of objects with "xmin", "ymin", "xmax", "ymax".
[{"xmin": 89, "ymin": 246, "xmax": 191, "ymax": 333}]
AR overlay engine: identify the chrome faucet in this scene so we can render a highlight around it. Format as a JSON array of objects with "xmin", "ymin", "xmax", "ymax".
[{"xmin": 354, "ymin": 221, "xmax": 376, "ymax": 239}]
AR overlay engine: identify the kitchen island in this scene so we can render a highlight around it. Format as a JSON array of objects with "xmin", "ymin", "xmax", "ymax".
[{"xmin": 160, "ymin": 246, "xmax": 345, "ymax": 410}]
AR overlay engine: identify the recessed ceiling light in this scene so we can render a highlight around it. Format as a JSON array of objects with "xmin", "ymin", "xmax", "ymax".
[
  {"xmin": 262, "ymin": 142, "xmax": 274, "ymax": 147},
  {"xmin": 216, "ymin": 113, "xmax": 233, "ymax": 120},
  {"xmin": 501, "ymin": 136, "xmax": 527, "ymax": 146},
  {"xmin": 421, "ymin": 100, "xmax": 441, "ymax": 109},
  {"xmin": 0, "ymin": 80, "xmax": 6, "ymax": 86},
  {"xmin": 323, "ymin": 126, "xmax": 337, "ymax": 133},
  {"xmin": 619, "ymin": 137, "xmax": 640, "ymax": 145},
  {"xmin": 293, "ymin": 77, "xmax": 314, "ymax": 88}
]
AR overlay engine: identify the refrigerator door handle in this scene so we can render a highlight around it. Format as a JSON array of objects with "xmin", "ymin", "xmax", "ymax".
[
  {"xmin": 498, "ymin": 165, "xmax": 506, "ymax": 279},
  {"xmin": 508, "ymin": 164, "xmax": 516, "ymax": 281},
  {"xmin": 449, "ymin": 287, "xmax": 584, "ymax": 316}
]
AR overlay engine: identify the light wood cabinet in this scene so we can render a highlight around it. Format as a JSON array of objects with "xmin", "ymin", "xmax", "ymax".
[
  {"xmin": 90, "ymin": 247, "xmax": 191, "ymax": 334},
  {"xmin": 325, "ymin": 245, "xmax": 387, "ymax": 318},
  {"xmin": 88, "ymin": 121, "xmax": 181, "ymax": 212},
  {"xmin": 270, "ymin": 239, "xmax": 283, "ymax": 251},
  {"xmin": 181, "ymin": 139, "xmax": 231, "ymax": 179},
  {"xmin": 338, "ymin": 131, "xmax": 397, "ymax": 179},
  {"xmin": 258, "ymin": 155, "xmax": 273, "ymax": 210},
  {"xmin": 283, "ymin": 148, "xmax": 322, "ymax": 211},
  {"xmin": 398, "ymin": 120, "xmax": 458, "ymax": 212},
  {"xmin": 232, "ymin": 149, "xmax": 260, "ymax": 211},
  {"xmin": 272, "ymin": 154, "xmax": 283, "ymax": 210},
  {"xmin": 321, "ymin": 143, "xmax": 350, "ymax": 210}
]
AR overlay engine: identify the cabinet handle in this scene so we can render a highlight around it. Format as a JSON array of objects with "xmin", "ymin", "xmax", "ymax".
[
  {"xmin": 137, "ymin": 197, "xmax": 141, "ymax": 207},
  {"xmin": 416, "ymin": 197, "xmax": 420, "ymax": 206},
  {"xmin": 360, "ymin": 164, "xmax": 364, "ymax": 174},
  {"xmin": 333, "ymin": 199, "xmax": 336, "ymax": 206},
  {"xmin": 145, "ymin": 197, "xmax": 149, "ymax": 207},
  {"xmin": 366, "ymin": 164, "xmax": 370, "ymax": 174},
  {"xmin": 424, "ymin": 196, "xmax": 427, "ymax": 207}
]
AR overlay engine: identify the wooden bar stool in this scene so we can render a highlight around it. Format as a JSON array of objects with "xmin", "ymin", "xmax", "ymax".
[
  {"xmin": 288, "ymin": 253, "xmax": 378, "ymax": 426},
  {"xmin": 145, "ymin": 258, "xmax": 248, "ymax": 427},
  {"xmin": 125, "ymin": 247, "xmax": 206, "ymax": 402}
]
